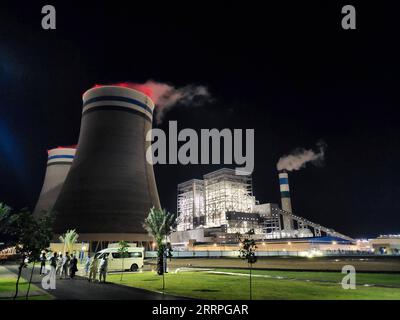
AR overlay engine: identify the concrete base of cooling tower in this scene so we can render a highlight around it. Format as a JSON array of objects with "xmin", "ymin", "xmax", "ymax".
[
  {"xmin": 53, "ymin": 233, "xmax": 155, "ymax": 252},
  {"xmin": 54, "ymin": 233, "xmax": 153, "ymax": 242}
]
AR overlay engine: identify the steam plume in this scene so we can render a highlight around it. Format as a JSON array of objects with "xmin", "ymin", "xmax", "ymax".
[
  {"xmin": 144, "ymin": 80, "xmax": 211, "ymax": 124},
  {"xmin": 277, "ymin": 141, "xmax": 327, "ymax": 172},
  {"xmin": 103, "ymin": 80, "xmax": 211, "ymax": 124}
]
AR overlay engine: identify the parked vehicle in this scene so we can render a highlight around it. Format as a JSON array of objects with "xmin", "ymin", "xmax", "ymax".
[{"xmin": 94, "ymin": 247, "xmax": 144, "ymax": 272}]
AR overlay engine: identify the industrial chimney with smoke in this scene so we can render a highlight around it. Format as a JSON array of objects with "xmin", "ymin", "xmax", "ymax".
[
  {"xmin": 278, "ymin": 170, "xmax": 293, "ymax": 230},
  {"xmin": 52, "ymin": 85, "xmax": 161, "ymax": 242},
  {"xmin": 33, "ymin": 147, "xmax": 76, "ymax": 218}
]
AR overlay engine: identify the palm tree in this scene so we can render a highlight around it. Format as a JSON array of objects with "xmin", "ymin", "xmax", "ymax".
[
  {"xmin": 0, "ymin": 202, "xmax": 10, "ymax": 215},
  {"xmin": 59, "ymin": 229, "xmax": 79, "ymax": 254},
  {"xmin": 143, "ymin": 207, "xmax": 175, "ymax": 279}
]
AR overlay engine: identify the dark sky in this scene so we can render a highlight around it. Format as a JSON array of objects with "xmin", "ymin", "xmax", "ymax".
[{"xmin": 0, "ymin": 1, "xmax": 399, "ymax": 238}]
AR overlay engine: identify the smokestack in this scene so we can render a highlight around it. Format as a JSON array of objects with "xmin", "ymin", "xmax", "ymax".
[
  {"xmin": 278, "ymin": 170, "xmax": 293, "ymax": 230},
  {"xmin": 279, "ymin": 170, "xmax": 292, "ymax": 212},
  {"xmin": 52, "ymin": 85, "xmax": 161, "ymax": 241},
  {"xmin": 33, "ymin": 146, "xmax": 76, "ymax": 218}
]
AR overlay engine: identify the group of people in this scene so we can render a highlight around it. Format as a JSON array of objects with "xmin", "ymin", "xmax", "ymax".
[
  {"xmin": 38, "ymin": 251, "xmax": 109, "ymax": 283},
  {"xmin": 86, "ymin": 253, "xmax": 109, "ymax": 283},
  {"xmin": 39, "ymin": 251, "xmax": 79, "ymax": 279}
]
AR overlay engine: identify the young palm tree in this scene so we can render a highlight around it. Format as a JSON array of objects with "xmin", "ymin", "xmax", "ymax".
[
  {"xmin": 143, "ymin": 207, "xmax": 175, "ymax": 277},
  {"xmin": 237, "ymin": 229, "xmax": 257, "ymax": 300},
  {"xmin": 59, "ymin": 229, "xmax": 79, "ymax": 254},
  {"xmin": 117, "ymin": 240, "xmax": 129, "ymax": 281}
]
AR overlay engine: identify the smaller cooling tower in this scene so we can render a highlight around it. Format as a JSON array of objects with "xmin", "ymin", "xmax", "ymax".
[
  {"xmin": 278, "ymin": 170, "xmax": 293, "ymax": 230},
  {"xmin": 33, "ymin": 147, "xmax": 76, "ymax": 218}
]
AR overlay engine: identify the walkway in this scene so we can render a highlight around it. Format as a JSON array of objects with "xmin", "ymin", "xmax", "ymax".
[{"xmin": 4, "ymin": 264, "xmax": 184, "ymax": 300}]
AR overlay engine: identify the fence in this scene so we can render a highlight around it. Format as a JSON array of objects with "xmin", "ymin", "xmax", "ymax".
[{"xmin": 144, "ymin": 250, "xmax": 378, "ymax": 258}]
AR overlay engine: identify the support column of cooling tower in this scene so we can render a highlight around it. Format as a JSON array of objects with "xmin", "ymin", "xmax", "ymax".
[
  {"xmin": 278, "ymin": 170, "xmax": 294, "ymax": 230},
  {"xmin": 33, "ymin": 147, "xmax": 76, "ymax": 218},
  {"xmin": 53, "ymin": 85, "xmax": 161, "ymax": 241}
]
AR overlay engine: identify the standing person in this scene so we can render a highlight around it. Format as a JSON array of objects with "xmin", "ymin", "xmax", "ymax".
[
  {"xmin": 98, "ymin": 253, "xmax": 109, "ymax": 283},
  {"xmin": 60, "ymin": 253, "xmax": 66, "ymax": 279},
  {"xmin": 69, "ymin": 255, "xmax": 78, "ymax": 278},
  {"xmin": 49, "ymin": 252, "xmax": 57, "ymax": 269},
  {"xmin": 167, "ymin": 243, "xmax": 173, "ymax": 262},
  {"xmin": 56, "ymin": 252, "xmax": 63, "ymax": 276},
  {"xmin": 163, "ymin": 247, "xmax": 168, "ymax": 273},
  {"xmin": 84, "ymin": 254, "xmax": 91, "ymax": 277},
  {"xmin": 49, "ymin": 252, "xmax": 58, "ymax": 280},
  {"xmin": 66, "ymin": 252, "xmax": 71, "ymax": 276},
  {"xmin": 39, "ymin": 252, "xmax": 47, "ymax": 275},
  {"xmin": 88, "ymin": 256, "xmax": 98, "ymax": 282},
  {"xmin": 61, "ymin": 252, "xmax": 70, "ymax": 279}
]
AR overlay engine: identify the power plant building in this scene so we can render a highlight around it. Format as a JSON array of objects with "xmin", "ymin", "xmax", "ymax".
[
  {"xmin": 177, "ymin": 179, "xmax": 205, "ymax": 231},
  {"xmin": 204, "ymin": 169, "xmax": 256, "ymax": 227},
  {"xmin": 177, "ymin": 169, "xmax": 256, "ymax": 231},
  {"xmin": 171, "ymin": 168, "xmax": 353, "ymax": 246}
]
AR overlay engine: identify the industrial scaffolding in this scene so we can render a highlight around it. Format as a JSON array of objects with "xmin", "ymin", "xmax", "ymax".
[
  {"xmin": 262, "ymin": 214, "xmax": 282, "ymax": 238},
  {"xmin": 204, "ymin": 168, "xmax": 256, "ymax": 227},
  {"xmin": 225, "ymin": 212, "xmax": 264, "ymax": 235},
  {"xmin": 177, "ymin": 179, "xmax": 205, "ymax": 231}
]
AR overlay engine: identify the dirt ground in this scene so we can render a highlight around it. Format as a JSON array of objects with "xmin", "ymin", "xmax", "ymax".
[{"xmin": 145, "ymin": 256, "xmax": 400, "ymax": 272}]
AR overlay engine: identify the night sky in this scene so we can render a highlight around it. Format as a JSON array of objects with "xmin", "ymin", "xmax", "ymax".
[{"xmin": 0, "ymin": 2, "xmax": 399, "ymax": 238}]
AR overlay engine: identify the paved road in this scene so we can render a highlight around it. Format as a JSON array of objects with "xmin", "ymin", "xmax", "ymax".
[{"xmin": 5, "ymin": 264, "xmax": 184, "ymax": 300}]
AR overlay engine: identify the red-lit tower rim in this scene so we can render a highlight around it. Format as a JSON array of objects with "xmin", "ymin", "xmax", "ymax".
[
  {"xmin": 89, "ymin": 83, "xmax": 153, "ymax": 99},
  {"xmin": 47, "ymin": 145, "xmax": 77, "ymax": 155}
]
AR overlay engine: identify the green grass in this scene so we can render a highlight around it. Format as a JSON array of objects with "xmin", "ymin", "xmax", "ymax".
[
  {"xmin": 0, "ymin": 277, "xmax": 52, "ymax": 300},
  {"xmin": 0, "ymin": 277, "xmax": 30, "ymax": 293},
  {"xmin": 107, "ymin": 269, "xmax": 400, "ymax": 300},
  {"xmin": 215, "ymin": 268, "xmax": 400, "ymax": 287}
]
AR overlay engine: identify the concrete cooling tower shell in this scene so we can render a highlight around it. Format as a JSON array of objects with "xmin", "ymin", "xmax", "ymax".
[
  {"xmin": 33, "ymin": 147, "xmax": 76, "ymax": 218},
  {"xmin": 52, "ymin": 85, "xmax": 161, "ymax": 241}
]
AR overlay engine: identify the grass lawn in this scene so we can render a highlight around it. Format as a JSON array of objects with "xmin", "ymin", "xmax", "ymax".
[
  {"xmin": 215, "ymin": 268, "xmax": 400, "ymax": 287},
  {"xmin": 107, "ymin": 269, "xmax": 400, "ymax": 300},
  {"xmin": 0, "ymin": 277, "xmax": 52, "ymax": 300}
]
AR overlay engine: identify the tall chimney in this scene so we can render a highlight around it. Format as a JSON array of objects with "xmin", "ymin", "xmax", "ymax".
[
  {"xmin": 52, "ymin": 85, "xmax": 161, "ymax": 241},
  {"xmin": 278, "ymin": 170, "xmax": 293, "ymax": 230}
]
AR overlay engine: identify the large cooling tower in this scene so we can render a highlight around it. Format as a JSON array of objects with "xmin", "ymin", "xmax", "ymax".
[
  {"xmin": 52, "ymin": 85, "xmax": 161, "ymax": 241},
  {"xmin": 278, "ymin": 170, "xmax": 293, "ymax": 230},
  {"xmin": 33, "ymin": 147, "xmax": 76, "ymax": 218}
]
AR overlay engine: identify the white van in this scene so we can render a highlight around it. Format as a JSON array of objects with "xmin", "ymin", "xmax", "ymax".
[{"xmin": 94, "ymin": 247, "xmax": 144, "ymax": 272}]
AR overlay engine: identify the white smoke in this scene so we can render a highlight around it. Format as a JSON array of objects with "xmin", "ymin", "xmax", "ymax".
[
  {"xmin": 142, "ymin": 80, "xmax": 211, "ymax": 124},
  {"xmin": 277, "ymin": 141, "xmax": 326, "ymax": 172}
]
